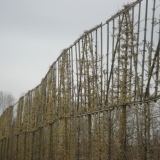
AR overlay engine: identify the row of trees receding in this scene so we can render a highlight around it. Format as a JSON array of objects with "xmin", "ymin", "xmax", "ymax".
[{"xmin": 0, "ymin": 1, "xmax": 160, "ymax": 159}]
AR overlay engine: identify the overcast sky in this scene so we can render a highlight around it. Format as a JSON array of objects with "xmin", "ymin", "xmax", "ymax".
[{"xmin": 0, "ymin": 0, "xmax": 135, "ymax": 100}]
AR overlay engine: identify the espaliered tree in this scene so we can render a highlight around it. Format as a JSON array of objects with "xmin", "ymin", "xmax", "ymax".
[
  {"xmin": 110, "ymin": 5, "xmax": 138, "ymax": 159},
  {"xmin": 57, "ymin": 51, "xmax": 71, "ymax": 160},
  {"xmin": 77, "ymin": 32, "xmax": 103, "ymax": 159}
]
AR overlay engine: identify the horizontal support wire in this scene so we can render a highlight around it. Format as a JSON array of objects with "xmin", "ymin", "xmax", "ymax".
[{"xmin": 0, "ymin": 1, "xmax": 160, "ymax": 159}]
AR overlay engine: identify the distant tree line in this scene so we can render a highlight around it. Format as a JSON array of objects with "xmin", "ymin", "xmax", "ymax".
[{"xmin": 0, "ymin": 91, "xmax": 15, "ymax": 115}]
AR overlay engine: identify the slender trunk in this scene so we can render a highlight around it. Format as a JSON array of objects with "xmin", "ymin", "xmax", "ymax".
[
  {"xmin": 88, "ymin": 114, "xmax": 91, "ymax": 160},
  {"xmin": 147, "ymin": 103, "xmax": 151, "ymax": 160},
  {"xmin": 65, "ymin": 117, "xmax": 68, "ymax": 160},
  {"xmin": 136, "ymin": 104, "xmax": 140, "ymax": 159},
  {"xmin": 119, "ymin": 105, "xmax": 126, "ymax": 160},
  {"xmin": 108, "ymin": 110, "xmax": 111, "ymax": 160}
]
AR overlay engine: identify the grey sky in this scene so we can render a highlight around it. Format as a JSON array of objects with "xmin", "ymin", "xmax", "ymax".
[{"xmin": 0, "ymin": 0, "xmax": 132, "ymax": 100}]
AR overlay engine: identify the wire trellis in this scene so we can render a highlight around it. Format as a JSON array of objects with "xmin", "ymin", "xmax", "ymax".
[{"xmin": 0, "ymin": 0, "xmax": 160, "ymax": 159}]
